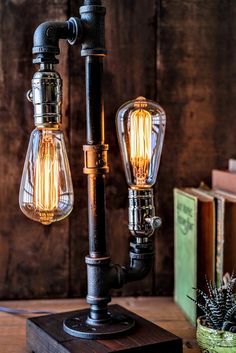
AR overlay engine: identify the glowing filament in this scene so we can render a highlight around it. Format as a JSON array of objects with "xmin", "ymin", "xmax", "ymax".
[
  {"xmin": 34, "ymin": 131, "xmax": 59, "ymax": 224},
  {"xmin": 129, "ymin": 108, "xmax": 152, "ymax": 186}
]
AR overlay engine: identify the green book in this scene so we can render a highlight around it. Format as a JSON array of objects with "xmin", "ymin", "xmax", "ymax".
[{"xmin": 174, "ymin": 188, "xmax": 215, "ymax": 325}]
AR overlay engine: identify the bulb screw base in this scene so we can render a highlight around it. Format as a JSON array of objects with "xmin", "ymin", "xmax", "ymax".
[
  {"xmin": 27, "ymin": 64, "xmax": 62, "ymax": 127},
  {"xmin": 128, "ymin": 188, "xmax": 161, "ymax": 237}
]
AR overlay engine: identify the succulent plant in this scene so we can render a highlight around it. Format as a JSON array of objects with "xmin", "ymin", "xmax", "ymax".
[{"xmin": 188, "ymin": 273, "xmax": 236, "ymax": 332}]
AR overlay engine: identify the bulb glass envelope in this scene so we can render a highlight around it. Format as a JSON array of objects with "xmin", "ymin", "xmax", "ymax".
[
  {"xmin": 19, "ymin": 127, "xmax": 74, "ymax": 225},
  {"xmin": 116, "ymin": 97, "xmax": 166, "ymax": 189}
]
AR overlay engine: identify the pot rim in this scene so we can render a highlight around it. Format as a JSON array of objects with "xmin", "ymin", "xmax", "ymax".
[{"xmin": 197, "ymin": 316, "xmax": 236, "ymax": 336}]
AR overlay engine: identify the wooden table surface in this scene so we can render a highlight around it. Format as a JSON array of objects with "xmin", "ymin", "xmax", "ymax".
[{"xmin": 0, "ymin": 297, "xmax": 200, "ymax": 353}]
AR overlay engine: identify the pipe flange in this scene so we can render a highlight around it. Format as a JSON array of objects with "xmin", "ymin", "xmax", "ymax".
[
  {"xmin": 85, "ymin": 256, "xmax": 111, "ymax": 266},
  {"xmin": 129, "ymin": 252, "xmax": 154, "ymax": 261}
]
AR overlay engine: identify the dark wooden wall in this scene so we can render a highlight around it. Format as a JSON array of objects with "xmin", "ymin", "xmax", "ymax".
[{"xmin": 0, "ymin": 0, "xmax": 235, "ymax": 299}]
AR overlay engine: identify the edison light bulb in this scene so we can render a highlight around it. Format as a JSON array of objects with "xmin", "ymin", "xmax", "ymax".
[
  {"xmin": 19, "ymin": 64, "xmax": 73, "ymax": 225},
  {"xmin": 129, "ymin": 104, "xmax": 152, "ymax": 186},
  {"xmin": 19, "ymin": 127, "xmax": 73, "ymax": 225},
  {"xmin": 116, "ymin": 96, "xmax": 166, "ymax": 188}
]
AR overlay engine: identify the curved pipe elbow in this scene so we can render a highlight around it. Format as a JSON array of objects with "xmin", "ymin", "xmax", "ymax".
[
  {"xmin": 109, "ymin": 237, "xmax": 154, "ymax": 289},
  {"xmin": 33, "ymin": 21, "xmax": 69, "ymax": 55},
  {"xmin": 110, "ymin": 255, "xmax": 153, "ymax": 289},
  {"xmin": 121, "ymin": 256, "xmax": 153, "ymax": 283},
  {"xmin": 32, "ymin": 18, "xmax": 81, "ymax": 64}
]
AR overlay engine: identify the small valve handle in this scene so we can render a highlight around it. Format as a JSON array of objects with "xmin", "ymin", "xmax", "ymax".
[{"xmin": 145, "ymin": 216, "xmax": 162, "ymax": 231}]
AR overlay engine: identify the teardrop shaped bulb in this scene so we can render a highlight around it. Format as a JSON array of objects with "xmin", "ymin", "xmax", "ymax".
[
  {"xmin": 116, "ymin": 97, "xmax": 166, "ymax": 188},
  {"xmin": 19, "ymin": 127, "xmax": 74, "ymax": 225}
]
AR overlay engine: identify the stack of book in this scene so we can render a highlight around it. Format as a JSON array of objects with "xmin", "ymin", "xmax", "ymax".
[{"xmin": 174, "ymin": 159, "xmax": 236, "ymax": 325}]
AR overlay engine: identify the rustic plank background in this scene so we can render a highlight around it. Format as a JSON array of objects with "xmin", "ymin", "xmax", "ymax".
[{"xmin": 0, "ymin": 0, "xmax": 235, "ymax": 299}]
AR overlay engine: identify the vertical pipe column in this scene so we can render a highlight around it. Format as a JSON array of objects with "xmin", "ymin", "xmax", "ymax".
[
  {"xmin": 85, "ymin": 57, "xmax": 107, "ymax": 258},
  {"xmin": 83, "ymin": 55, "xmax": 110, "ymax": 322},
  {"xmin": 80, "ymin": 0, "xmax": 110, "ymax": 322}
]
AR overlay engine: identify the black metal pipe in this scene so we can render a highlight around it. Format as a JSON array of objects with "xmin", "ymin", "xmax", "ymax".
[
  {"xmin": 85, "ymin": 57, "xmax": 104, "ymax": 145},
  {"xmin": 87, "ymin": 174, "xmax": 107, "ymax": 257},
  {"xmin": 85, "ymin": 56, "xmax": 107, "ymax": 257}
]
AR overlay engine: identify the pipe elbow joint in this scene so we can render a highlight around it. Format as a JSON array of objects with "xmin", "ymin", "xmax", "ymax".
[
  {"xmin": 121, "ymin": 253, "xmax": 153, "ymax": 284},
  {"xmin": 32, "ymin": 18, "xmax": 82, "ymax": 64},
  {"xmin": 110, "ymin": 237, "xmax": 154, "ymax": 288}
]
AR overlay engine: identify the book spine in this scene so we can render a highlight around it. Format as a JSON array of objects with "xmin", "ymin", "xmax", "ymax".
[
  {"xmin": 212, "ymin": 170, "xmax": 236, "ymax": 194},
  {"xmin": 174, "ymin": 188, "xmax": 197, "ymax": 325},
  {"xmin": 215, "ymin": 197, "xmax": 225, "ymax": 286},
  {"xmin": 229, "ymin": 159, "xmax": 236, "ymax": 172}
]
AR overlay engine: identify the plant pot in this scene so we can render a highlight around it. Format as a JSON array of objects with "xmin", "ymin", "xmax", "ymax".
[{"xmin": 197, "ymin": 316, "xmax": 236, "ymax": 353}]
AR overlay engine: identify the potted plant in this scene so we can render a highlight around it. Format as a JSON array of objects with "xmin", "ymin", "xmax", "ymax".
[{"xmin": 189, "ymin": 274, "xmax": 236, "ymax": 352}]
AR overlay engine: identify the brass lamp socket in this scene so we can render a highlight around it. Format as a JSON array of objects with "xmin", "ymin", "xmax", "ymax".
[
  {"xmin": 27, "ymin": 63, "xmax": 62, "ymax": 128},
  {"xmin": 128, "ymin": 188, "xmax": 161, "ymax": 238}
]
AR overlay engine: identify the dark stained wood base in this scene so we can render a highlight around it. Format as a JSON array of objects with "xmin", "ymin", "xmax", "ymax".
[{"xmin": 26, "ymin": 304, "xmax": 183, "ymax": 353}]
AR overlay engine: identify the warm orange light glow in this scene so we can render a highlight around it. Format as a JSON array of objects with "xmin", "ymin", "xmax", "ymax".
[
  {"xmin": 129, "ymin": 108, "xmax": 152, "ymax": 186},
  {"xmin": 34, "ymin": 130, "xmax": 59, "ymax": 224}
]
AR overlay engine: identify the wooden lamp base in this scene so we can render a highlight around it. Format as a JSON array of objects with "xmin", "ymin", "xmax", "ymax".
[{"xmin": 26, "ymin": 304, "xmax": 183, "ymax": 353}]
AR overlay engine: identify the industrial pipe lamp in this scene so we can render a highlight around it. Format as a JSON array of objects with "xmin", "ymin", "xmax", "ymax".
[{"xmin": 19, "ymin": 1, "xmax": 183, "ymax": 352}]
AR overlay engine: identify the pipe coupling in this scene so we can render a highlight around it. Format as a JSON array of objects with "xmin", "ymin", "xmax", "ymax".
[
  {"xmin": 27, "ymin": 64, "xmax": 62, "ymax": 127},
  {"xmin": 83, "ymin": 144, "xmax": 109, "ymax": 174},
  {"xmin": 128, "ymin": 188, "xmax": 161, "ymax": 238}
]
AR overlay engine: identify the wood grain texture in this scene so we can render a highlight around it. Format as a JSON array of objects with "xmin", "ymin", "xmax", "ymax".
[
  {"xmin": 27, "ymin": 305, "xmax": 182, "ymax": 353},
  {"xmin": 0, "ymin": 0, "xmax": 70, "ymax": 298},
  {"xmin": 155, "ymin": 0, "xmax": 236, "ymax": 294},
  {"xmin": 0, "ymin": 297, "xmax": 200, "ymax": 353}
]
